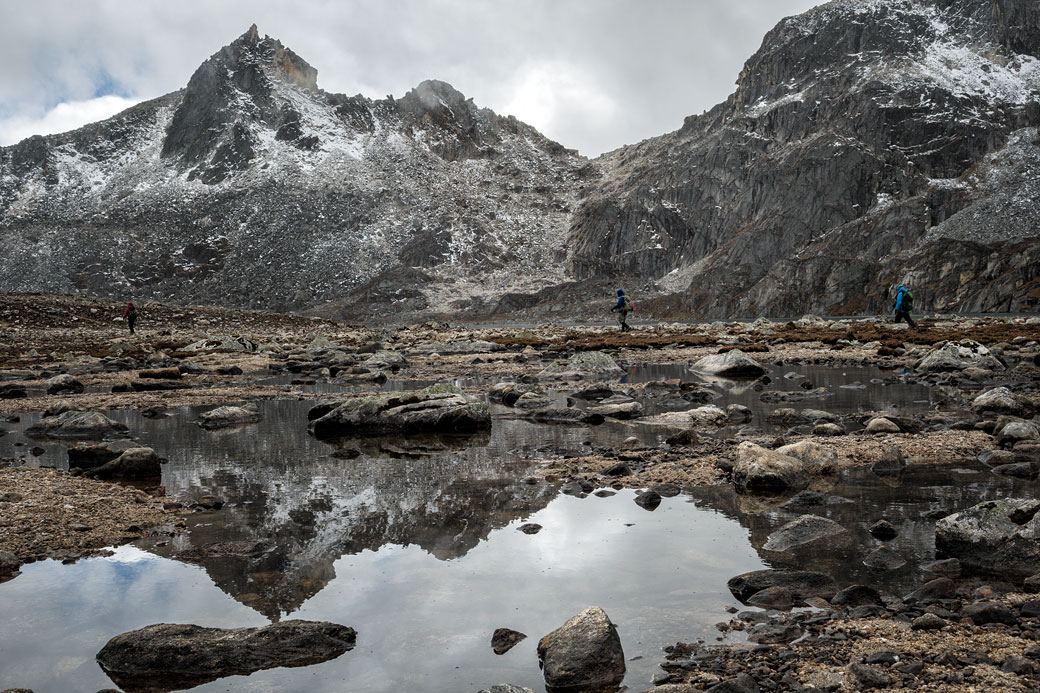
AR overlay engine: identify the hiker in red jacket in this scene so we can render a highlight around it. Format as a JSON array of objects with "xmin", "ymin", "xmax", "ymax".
[{"xmin": 123, "ymin": 301, "xmax": 137, "ymax": 334}]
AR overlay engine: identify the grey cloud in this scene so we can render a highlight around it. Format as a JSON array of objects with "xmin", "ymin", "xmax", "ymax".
[{"xmin": 1, "ymin": 0, "xmax": 820, "ymax": 155}]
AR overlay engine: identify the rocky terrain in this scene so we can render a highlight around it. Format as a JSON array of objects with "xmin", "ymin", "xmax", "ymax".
[
  {"xmin": 1, "ymin": 293, "xmax": 1040, "ymax": 690},
  {"xmin": 2, "ymin": 1, "xmax": 1039, "ymax": 322}
]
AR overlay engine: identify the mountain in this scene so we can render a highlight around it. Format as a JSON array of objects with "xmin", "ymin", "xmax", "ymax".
[
  {"xmin": 0, "ymin": 25, "xmax": 588, "ymax": 318},
  {"xmin": 2, "ymin": 3, "xmax": 1039, "ymax": 321},
  {"xmin": 567, "ymin": 0, "xmax": 1040, "ymax": 317}
]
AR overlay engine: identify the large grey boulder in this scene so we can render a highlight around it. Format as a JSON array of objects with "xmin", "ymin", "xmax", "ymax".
[
  {"xmin": 763, "ymin": 514, "xmax": 847, "ymax": 552},
  {"xmin": 197, "ymin": 402, "xmax": 262, "ymax": 429},
  {"xmin": 537, "ymin": 351, "xmax": 624, "ymax": 380},
  {"xmin": 88, "ymin": 447, "xmax": 162, "ymax": 480},
  {"xmin": 96, "ymin": 620, "xmax": 356, "ymax": 691},
  {"xmin": 917, "ymin": 340, "xmax": 1004, "ymax": 372},
  {"xmin": 727, "ymin": 569, "xmax": 838, "ymax": 603},
  {"xmin": 732, "ymin": 442, "xmax": 810, "ymax": 493},
  {"xmin": 537, "ymin": 606, "xmax": 625, "ymax": 692},
  {"xmin": 996, "ymin": 420, "xmax": 1039, "ymax": 447},
  {"xmin": 775, "ymin": 440, "xmax": 839, "ymax": 475},
  {"xmin": 25, "ymin": 410, "xmax": 129, "ymax": 440},
  {"xmin": 477, "ymin": 686, "xmax": 536, "ymax": 693},
  {"xmin": 68, "ymin": 439, "xmax": 140, "ymax": 469},
  {"xmin": 364, "ymin": 349, "xmax": 408, "ymax": 370},
  {"xmin": 309, "ymin": 387, "xmax": 491, "ymax": 437},
  {"xmin": 972, "ymin": 387, "xmax": 1029, "ymax": 416},
  {"xmin": 587, "ymin": 401, "xmax": 643, "ymax": 420},
  {"xmin": 46, "ymin": 373, "xmax": 84, "ymax": 395},
  {"xmin": 935, "ymin": 498, "xmax": 1040, "ymax": 577},
  {"xmin": 692, "ymin": 349, "xmax": 767, "ymax": 377},
  {"xmin": 182, "ymin": 336, "xmax": 257, "ymax": 353}
]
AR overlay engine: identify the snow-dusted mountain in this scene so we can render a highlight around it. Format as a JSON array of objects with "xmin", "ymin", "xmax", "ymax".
[
  {"xmin": 2, "ymin": 2, "xmax": 1039, "ymax": 320},
  {"xmin": 0, "ymin": 25, "xmax": 587, "ymax": 318},
  {"xmin": 568, "ymin": 0, "xmax": 1040, "ymax": 316}
]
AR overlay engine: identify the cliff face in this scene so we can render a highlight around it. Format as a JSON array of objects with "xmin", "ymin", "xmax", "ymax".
[
  {"xmin": 0, "ymin": 26, "xmax": 586, "ymax": 316},
  {"xmin": 565, "ymin": 0, "xmax": 1040, "ymax": 317}
]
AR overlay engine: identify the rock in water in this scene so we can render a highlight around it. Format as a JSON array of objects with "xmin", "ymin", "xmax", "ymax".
[
  {"xmin": 763, "ymin": 514, "xmax": 847, "ymax": 552},
  {"xmin": 25, "ymin": 410, "xmax": 129, "ymax": 440},
  {"xmin": 935, "ymin": 498, "xmax": 1040, "ymax": 577},
  {"xmin": 537, "ymin": 606, "xmax": 625, "ymax": 691},
  {"xmin": 88, "ymin": 447, "xmax": 162, "ymax": 481},
  {"xmin": 96, "ymin": 620, "xmax": 356, "ymax": 690},
  {"xmin": 309, "ymin": 388, "xmax": 491, "ymax": 437},
  {"xmin": 917, "ymin": 340, "xmax": 1004, "ymax": 372},
  {"xmin": 728, "ymin": 569, "xmax": 837, "ymax": 603},
  {"xmin": 692, "ymin": 350, "xmax": 767, "ymax": 377},
  {"xmin": 732, "ymin": 442, "xmax": 810, "ymax": 493},
  {"xmin": 197, "ymin": 402, "xmax": 262, "ymax": 429}
]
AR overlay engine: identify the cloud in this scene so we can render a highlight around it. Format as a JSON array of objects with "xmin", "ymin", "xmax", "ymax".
[
  {"xmin": 0, "ymin": 96, "xmax": 140, "ymax": 146},
  {"xmin": 0, "ymin": 0, "xmax": 822, "ymax": 156}
]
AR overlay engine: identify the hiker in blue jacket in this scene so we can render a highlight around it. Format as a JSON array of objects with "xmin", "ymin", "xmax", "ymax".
[
  {"xmin": 610, "ymin": 289, "xmax": 632, "ymax": 332},
  {"xmin": 893, "ymin": 284, "xmax": 916, "ymax": 327}
]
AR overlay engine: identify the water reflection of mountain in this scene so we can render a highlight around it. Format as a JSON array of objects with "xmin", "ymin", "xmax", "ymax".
[
  {"xmin": 140, "ymin": 402, "xmax": 557, "ymax": 619},
  {"xmin": 684, "ymin": 462, "xmax": 1031, "ymax": 597}
]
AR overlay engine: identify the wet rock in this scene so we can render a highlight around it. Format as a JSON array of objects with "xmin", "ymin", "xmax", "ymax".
[
  {"xmin": 992, "ymin": 461, "xmax": 1038, "ymax": 479},
  {"xmin": 763, "ymin": 514, "xmax": 846, "ymax": 552},
  {"xmin": 747, "ymin": 622, "xmax": 802, "ymax": 644},
  {"xmin": 309, "ymin": 388, "xmax": 491, "ymax": 437},
  {"xmin": 765, "ymin": 408, "xmax": 808, "ymax": 425},
  {"xmin": 635, "ymin": 490, "xmax": 663, "ymax": 511},
  {"xmin": 25, "ymin": 410, "xmax": 129, "ymax": 440},
  {"xmin": 131, "ymin": 380, "xmax": 190, "ymax": 392},
  {"xmin": 935, "ymin": 498, "xmax": 1040, "ymax": 577},
  {"xmin": 46, "ymin": 374, "xmax": 84, "ymax": 395},
  {"xmin": 182, "ymin": 335, "xmax": 257, "ymax": 353},
  {"xmin": 922, "ymin": 558, "xmax": 961, "ymax": 578},
  {"xmin": 775, "ymin": 440, "xmax": 838, "ymax": 475},
  {"xmin": 477, "ymin": 685, "xmax": 536, "ymax": 693},
  {"xmin": 570, "ymin": 383, "xmax": 615, "ymax": 401},
  {"xmin": 1023, "ymin": 573, "xmax": 1040, "ymax": 593},
  {"xmin": 831, "ymin": 585, "xmax": 883, "ymax": 608},
  {"xmin": 0, "ymin": 550, "xmax": 22, "ymax": 582},
  {"xmin": 917, "ymin": 340, "xmax": 1004, "ymax": 372},
  {"xmin": 43, "ymin": 400, "xmax": 76, "ymax": 417},
  {"xmin": 802, "ymin": 408, "xmax": 838, "ymax": 423},
  {"xmin": 537, "ymin": 351, "xmax": 623, "ymax": 380},
  {"xmin": 692, "ymin": 350, "xmax": 767, "ymax": 377},
  {"xmin": 868, "ymin": 520, "xmax": 898, "ymax": 540},
  {"xmin": 1002, "ymin": 656, "xmax": 1037, "ymax": 675},
  {"xmin": 537, "ymin": 606, "xmax": 625, "ymax": 692},
  {"xmin": 846, "ymin": 662, "xmax": 892, "ymax": 689},
  {"xmin": 727, "ymin": 569, "xmax": 837, "ymax": 603},
  {"xmin": 522, "ymin": 406, "xmax": 604, "ymax": 426},
  {"xmin": 96, "ymin": 620, "xmax": 356, "ymax": 690},
  {"xmin": 746, "ymin": 586, "xmax": 798, "ymax": 609},
  {"xmin": 865, "ymin": 417, "xmax": 900, "ymax": 434},
  {"xmin": 732, "ymin": 442, "xmax": 809, "ymax": 493},
  {"xmin": 961, "ymin": 600, "xmax": 1016, "ymax": 625},
  {"xmin": 488, "ymin": 382, "xmax": 529, "ymax": 406},
  {"xmin": 68, "ymin": 440, "xmax": 141, "ymax": 469},
  {"xmin": 517, "ymin": 524, "xmax": 542, "ymax": 535},
  {"xmin": 871, "ymin": 447, "xmax": 908, "ymax": 477},
  {"xmin": 562, "ymin": 480, "xmax": 593, "ymax": 496},
  {"xmin": 972, "ymin": 386, "xmax": 1028, "ymax": 416},
  {"xmin": 513, "ymin": 391, "xmax": 554, "ymax": 410},
  {"xmin": 138, "ymin": 367, "xmax": 182, "ymax": 380},
  {"xmin": 862, "ymin": 546, "xmax": 906, "ymax": 571},
  {"xmin": 491, "ymin": 628, "xmax": 527, "ymax": 655},
  {"xmin": 197, "ymin": 402, "xmax": 262, "ymax": 429},
  {"xmin": 0, "ymin": 384, "xmax": 28, "ymax": 399},
  {"xmin": 813, "ymin": 422, "xmax": 846, "ymax": 436},
  {"xmin": 911, "ymin": 613, "xmax": 947, "ymax": 630},
  {"xmin": 653, "ymin": 483, "xmax": 682, "ymax": 497},
  {"xmin": 89, "ymin": 447, "xmax": 162, "ymax": 481},
  {"xmin": 904, "ymin": 577, "xmax": 957, "ymax": 603},
  {"xmin": 588, "ymin": 401, "xmax": 644, "ymax": 420},
  {"xmin": 603, "ymin": 462, "xmax": 632, "ymax": 476},
  {"xmin": 783, "ymin": 491, "xmax": 851, "ymax": 507}
]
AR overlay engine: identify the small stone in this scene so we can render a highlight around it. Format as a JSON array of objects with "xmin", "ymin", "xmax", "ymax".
[
  {"xmin": 868, "ymin": 519, "xmax": 898, "ymax": 540},
  {"xmin": 517, "ymin": 523, "xmax": 542, "ymax": 535},
  {"xmin": 912, "ymin": 613, "xmax": 947, "ymax": 630}
]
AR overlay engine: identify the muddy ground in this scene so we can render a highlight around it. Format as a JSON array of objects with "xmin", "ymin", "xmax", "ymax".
[{"xmin": 2, "ymin": 292, "xmax": 1040, "ymax": 691}]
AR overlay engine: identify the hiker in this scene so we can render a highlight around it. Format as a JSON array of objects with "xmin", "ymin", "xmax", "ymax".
[
  {"xmin": 123, "ymin": 301, "xmax": 137, "ymax": 334},
  {"xmin": 893, "ymin": 284, "xmax": 916, "ymax": 328},
  {"xmin": 610, "ymin": 289, "xmax": 633, "ymax": 332}
]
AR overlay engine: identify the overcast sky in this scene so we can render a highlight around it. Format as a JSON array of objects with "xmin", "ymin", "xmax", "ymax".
[{"xmin": 0, "ymin": 0, "xmax": 822, "ymax": 157}]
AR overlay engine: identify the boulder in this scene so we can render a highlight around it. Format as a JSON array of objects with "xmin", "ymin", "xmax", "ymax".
[
  {"xmin": 68, "ymin": 439, "xmax": 140, "ymax": 469},
  {"xmin": 747, "ymin": 623, "xmax": 802, "ymax": 644},
  {"xmin": 727, "ymin": 569, "xmax": 838, "ymax": 603},
  {"xmin": 831, "ymin": 585, "xmax": 883, "ymax": 608},
  {"xmin": 961, "ymin": 601, "xmax": 1016, "ymax": 626},
  {"xmin": 871, "ymin": 447, "xmax": 908, "ymax": 476},
  {"xmin": 537, "ymin": 606, "xmax": 625, "ymax": 692},
  {"xmin": 692, "ymin": 350, "xmax": 767, "ymax": 377},
  {"xmin": 138, "ymin": 367, "xmax": 182, "ymax": 380},
  {"xmin": 88, "ymin": 447, "xmax": 162, "ymax": 480},
  {"xmin": 904, "ymin": 577, "xmax": 957, "ymax": 603},
  {"xmin": 763, "ymin": 514, "xmax": 847, "ymax": 552},
  {"xmin": 587, "ymin": 401, "xmax": 643, "ymax": 420},
  {"xmin": 935, "ymin": 498, "xmax": 1040, "ymax": 577},
  {"xmin": 477, "ymin": 686, "xmax": 536, "ymax": 693},
  {"xmin": 775, "ymin": 440, "xmax": 839, "ymax": 475},
  {"xmin": 972, "ymin": 387, "xmax": 1028, "ymax": 416},
  {"xmin": 732, "ymin": 442, "xmax": 809, "ymax": 493},
  {"xmin": 491, "ymin": 628, "xmax": 527, "ymax": 655},
  {"xmin": 512, "ymin": 391, "xmax": 554, "ymax": 410},
  {"xmin": 364, "ymin": 350, "xmax": 408, "ymax": 370},
  {"xmin": 746, "ymin": 585, "xmax": 798, "ymax": 609},
  {"xmin": 0, "ymin": 384, "xmax": 28, "ymax": 399},
  {"xmin": 25, "ymin": 410, "xmax": 129, "ymax": 440},
  {"xmin": 997, "ymin": 421, "xmax": 1039, "ymax": 448},
  {"xmin": 862, "ymin": 546, "xmax": 906, "ymax": 570},
  {"xmin": 46, "ymin": 373, "xmax": 84, "ymax": 395},
  {"xmin": 181, "ymin": 336, "xmax": 257, "ymax": 353},
  {"xmin": 537, "ymin": 351, "xmax": 624, "ymax": 380},
  {"xmin": 309, "ymin": 388, "xmax": 491, "ymax": 437},
  {"xmin": 865, "ymin": 417, "xmax": 901, "ymax": 434},
  {"xmin": 197, "ymin": 402, "xmax": 262, "ymax": 429},
  {"xmin": 96, "ymin": 620, "xmax": 355, "ymax": 691},
  {"xmin": 917, "ymin": 340, "xmax": 1004, "ymax": 372},
  {"xmin": 488, "ymin": 382, "xmax": 528, "ymax": 406}
]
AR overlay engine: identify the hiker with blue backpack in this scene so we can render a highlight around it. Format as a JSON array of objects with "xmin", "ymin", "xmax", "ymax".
[
  {"xmin": 893, "ymin": 284, "xmax": 916, "ymax": 327},
  {"xmin": 610, "ymin": 289, "xmax": 633, "ymax": 331}
]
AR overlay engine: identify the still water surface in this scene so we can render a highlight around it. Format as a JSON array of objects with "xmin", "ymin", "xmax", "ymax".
[{"xmin": 0, "ymin": 364, "xmax": 1024, "ymax": 692}]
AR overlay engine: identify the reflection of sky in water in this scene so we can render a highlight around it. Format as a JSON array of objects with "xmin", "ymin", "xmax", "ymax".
[{"xmin": 0, "ymin": 492, "xmax": 764, "ymax": 692}]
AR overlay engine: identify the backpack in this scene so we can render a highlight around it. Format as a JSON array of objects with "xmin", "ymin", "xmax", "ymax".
[
  {"xmin": 622, "ymin": 295, "xmax": 634, "ymax": 311},
  {"xmin": 900, "ymin": 289, "xmax": 914, "ymax": 312}
]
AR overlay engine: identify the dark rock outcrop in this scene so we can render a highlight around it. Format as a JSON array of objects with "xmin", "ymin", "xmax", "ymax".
[
  {"xmin": 308, "ymin": 389, "xmax": 491, "ymax": 437},
  {"xmin": 537, "ymin": 606, "xmax": 625, "ymax": 692}
]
